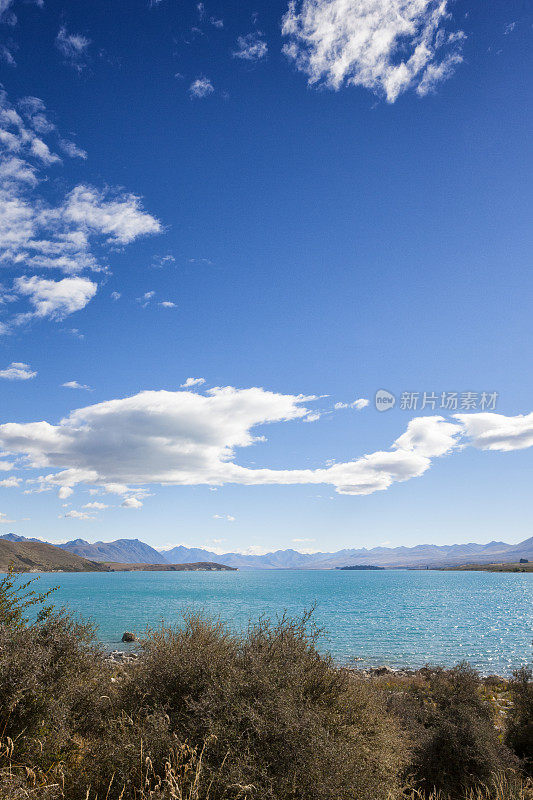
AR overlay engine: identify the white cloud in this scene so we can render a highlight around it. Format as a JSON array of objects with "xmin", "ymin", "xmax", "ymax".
[
  {"xmin": 0, "ymin": 88, "xmax": 162, "ymax": 331},
  {"xmin": 63, "ymin": 185, "xmax": 161, "ymax": 245},
  {"xmin": 281, "ymin": 0, "xmax": 465, "ymax": 102},
  {"xmin": 180, "ymin": 377, "xmax": 206, "ymax": 388},
  {"xmin": 83, "ymin": 501, "xmax": 108, "ymax": 510},
  {"xmin": 0, "ymin": 512, "xmax": 16, "ymax": 524},
  {"xmin": 55, "ymin": 26, "xmax": 91, "ymax": 70},
  {"xmin": 456, "ymin": 412, "xmax": 533, "ymax": 452},
  {"xmin": 121, "ymin": 496, "xmax": 143, "ymax": 509},
  {"xmin": 58, "ymin": 138, "xmax": 87, "ymax": 159},
  {"xmin": 110, "ymin": 291, "xmax": 121, "ymax": 300},
  {"xmin": 213, "ymin": 513, "xmax": 235, "ymax": 521},
  {"xmin": 189, "ymin": 77, "xmax": 214, "ymax": 98},
  {"xmin": 63, "ymin": 509, "xmax": 92, "ymax": 520},
  {"xmin": 233, "ymin": 32, "xmax": 268, "ymax": 61},
  {"xmin": 334, "ymin": 398, "xmax": 369, "ymax": 410},
  {"xmin": 137, "ymin": 290, "xmax": 156, "ymax": 307},
  {"xmin": 58, "ymin": 486, "xmax": 73, "ymax": 499},
  {"xmin": 62, "ymin": 380, "xmax": 92, "ymax": 390},
  {"xmin": 0, "ymin": 476, "xmax": 21, "ymax": 487},
  {"xmin": 13, "ymin": 275, "xmax": 97, "ymax": 321},
  {"xmin": 0, "ymin": 361, "xmax": 36, "ymax": 380},
  {"xmin": 160, "ymin": 300, "xmax": 177, "ymax": 308},
  {"xmin": 1, "ymin": 385, "xmax": 531, "ymax": 500},
  {"xmin": 353, "ymin": 398, "xmax": 369, "ymax": 410}
]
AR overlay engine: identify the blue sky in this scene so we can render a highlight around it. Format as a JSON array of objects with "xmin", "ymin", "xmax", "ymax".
[{"xmin": 0, "ymin": 0, "xmax": 531, "ymax": 554}]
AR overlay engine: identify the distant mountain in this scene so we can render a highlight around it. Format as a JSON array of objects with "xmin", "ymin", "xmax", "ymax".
[
  {"xmin": 0, "ymin": 533, "xmax": 43, "ymax": 543},
  {"xmin": 499, "ymin": 536, "xmax": 533, "ymax": 561},
  {"xmin": 4, "ymin": 533, "xmax": 531, "ymax": 569},
  {"xmin": 161, "ymin": 537, "xmax": 533, "ymax": 569},
  {"xmin": 0, "ymin": 539, "xmax": 106, "ymax": 573},
  {"xmin": 58, "ymin": 538, "xmax": 168, "ymax": 564}
]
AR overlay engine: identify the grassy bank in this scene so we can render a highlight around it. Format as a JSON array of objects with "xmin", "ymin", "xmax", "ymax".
[{"xmin": 0, "ymin": 570, "xmax": 531, "ymax": 800}]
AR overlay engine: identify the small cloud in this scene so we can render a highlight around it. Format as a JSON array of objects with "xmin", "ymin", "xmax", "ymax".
[
  {"xmin": 0, "ymin": 44, "xmax": 16, "ymax": 66},
  {"xmin": 58, "ymin": 139, "xmax": 87, "ymax": 159},
  {"xmin": 63, "ymin": 509, "xmax": 93, "ymax": 520},
  {"xmin": 303, "ymin": 411, "xmax": 321, "ymax": 422},
  {"xmin": 83, "ymin": 501, "xmax": 108, "ymax": 510},
  {"xmin": 62, "ymin": 380, "xmax": 92, "ymax": 390},
  {"xmin": 0, "ymin": 512, "xmax": 16, "ymax": 524},
  {"xmin": 69, "ymin": 328, "xmax": 85, "ymax": 339},
  {"xmin": 209, "ymin": 486, "xmax": 218, "ymax": 491},
  {"xmin": 353, "ymin": 398, "xmax": 369, "ymax": 410},
  {"xmin": 233, "ymin": 32, "xmax": 268, "ymax": 61},
  {"xmin": 292, "ymin": 537, "xmax": 315, "ymax": 543},
  {"xmin": 0, "ymin": 362, "xmax": 37, "ymax": 380},
  {"xmin": 504, "ymin": 21, "xmax": 516, "ymax": 34},
  {"xmin": 188, "ymin": 257, "xmax": 213, "ymax": 265},
  {"xmin": 242, "ymin": 545, "xmax": 266, "ymax": 555},
  {"xmin": 58, "ymin": 487, "xmax": 73, "ymax": 499},
  {"xmin": 55, "ymin": 26, "xmax": 91, "ymax": 71},
  {"xmin": 213, "ymin": 513, "xmax": 235, "ymax": 522},
  {"xmin": 189, "ymin": 77, "xmax": 214, "ymax": 98},
  {"xmin": 334, "ymin": 398, "xmax": 369, "ymax": 410},
  {"xmin": 159, "ymin": 301, "xmax": 177, "ymax": 308},
  {"xmin": 181, "ymin": 377, "xmax": 205, "ymax": 388},
  {"xmin": 121, "ymin": 496, "xmax": 143, "ymax": 509},
  {"xmin": 0, "ymin": 476, "xmax": 21, "ymax": 488},
  {"xmin": 110, "ymin": 291, "xmax": 121, "ymax": 301},
  {"xmin": 137, "ymin": 290, "xmax": 155, "ymax": 307},
  {"xmin": 210, "ymin": 17, "xmax": 223, "ymax": 28},
  {"xmin": 151, "ymin": 254, "xmax": 176, "ymax": 269}
]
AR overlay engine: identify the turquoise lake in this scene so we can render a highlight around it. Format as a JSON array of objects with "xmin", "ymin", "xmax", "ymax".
[{"xmin": 25, "ymin": 569, "xmax": 532, "ymax": 675}]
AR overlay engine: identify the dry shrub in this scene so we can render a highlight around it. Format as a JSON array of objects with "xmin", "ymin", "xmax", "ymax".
[
  {"xmin": 385, "ymin": 663, "xmax": 518, "ymax": 797},
  {"xmin": 111, "ymin": 610, "xmax": 406, "ymax": 800},
  {"xmin": 0, "ymin": 570, "xmax": 529, "ymax": 800},
  {"xmin": 506, "ymin": 667, "xmax": 533, "ymax": 774}
]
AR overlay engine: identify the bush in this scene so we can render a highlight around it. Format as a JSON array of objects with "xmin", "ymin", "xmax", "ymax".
[
  {"xmin": 105, "ymin": 610, "xmax": 406, "ymax": 800},
  {"xmin": 0, "ymin": 570, "xmax": 529, "ymax": 800},
  {"xmin": 390, "ymin": 663, "xmax": 518, "ymax": 797},
  {"xmin": 506, "ymin": 667, "xmax": 533, "ymax": 774}
]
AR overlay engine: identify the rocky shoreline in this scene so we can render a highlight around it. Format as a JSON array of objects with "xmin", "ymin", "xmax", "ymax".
[{"xmin": 103, "ymin": 649, "xmax": 510, "ymax": 682}]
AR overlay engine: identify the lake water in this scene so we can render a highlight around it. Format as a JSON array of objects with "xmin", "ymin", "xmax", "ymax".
[{"xmin": 23, "ymin": 569, "xmax": 532, "ymax": 675}]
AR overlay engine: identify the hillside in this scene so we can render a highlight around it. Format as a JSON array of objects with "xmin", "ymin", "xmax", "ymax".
[
  {"xmin": 101, "ymin": 561, "xmax": 237, "ymax": 571},
  {"xmin": 0, "ymin": 539, "xmax": 106, "ymax": 572}
]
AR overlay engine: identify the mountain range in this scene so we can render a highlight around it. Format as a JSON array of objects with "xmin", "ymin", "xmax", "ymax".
[{"xmin": 1, "ymin": 533, "xmax": 532, "ymax": 569}]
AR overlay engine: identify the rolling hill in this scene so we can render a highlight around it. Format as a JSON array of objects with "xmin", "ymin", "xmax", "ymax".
[{"xmin": 0, "ymin": 539, "xmax": 106, "ymax": 572}]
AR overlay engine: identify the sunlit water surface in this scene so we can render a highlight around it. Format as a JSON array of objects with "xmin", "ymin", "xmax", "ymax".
[{"xmin": 25, "ymin": 569, "xmax": 532, "ymax": 675}]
